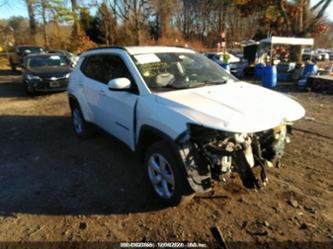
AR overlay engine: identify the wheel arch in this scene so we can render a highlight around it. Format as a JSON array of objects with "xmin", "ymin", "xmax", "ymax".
[
  {"xmin": 68, "ymin": 94, "xmax": 78, "ymax": 109},
  {"xmin": 136, "ymin": 125, "xmax": 180, "ymax": 162},
  {"xmin": 68, "ymin": 93, "xmax": 92, "ymax": 122}
]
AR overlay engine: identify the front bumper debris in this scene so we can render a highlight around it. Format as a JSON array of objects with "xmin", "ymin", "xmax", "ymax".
[{"xmin": 176, "ymin": 123, "xmax": 290, "ymax": 193}]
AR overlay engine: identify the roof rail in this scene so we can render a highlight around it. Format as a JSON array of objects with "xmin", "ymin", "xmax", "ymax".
[{"xmin": 84, "ymin": 46, "xmax": 126, "ymax": 52}]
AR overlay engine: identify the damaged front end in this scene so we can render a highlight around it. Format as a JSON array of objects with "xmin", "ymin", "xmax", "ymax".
[{"xmin": 176, "ymin": 123, "xmax": 291, "ymax": 193}]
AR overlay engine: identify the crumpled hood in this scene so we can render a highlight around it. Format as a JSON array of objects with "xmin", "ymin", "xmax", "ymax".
[{"xmin": 155, "ymin": 82, "xmax": 305, "ymax": 133}]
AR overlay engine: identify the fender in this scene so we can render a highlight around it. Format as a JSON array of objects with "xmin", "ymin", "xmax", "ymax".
[
  {"xmin": 68, "ymin": 92, "xmax": 93, "ymax": 122},
  {"xmin": 136, "ymin": 125, "xmax": 177, "ymax": 157}
]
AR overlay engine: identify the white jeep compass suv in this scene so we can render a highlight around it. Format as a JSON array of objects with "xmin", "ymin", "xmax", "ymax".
[{"xmin": 68, "ymin": 46, "xmax": 305, "ymax": 205}]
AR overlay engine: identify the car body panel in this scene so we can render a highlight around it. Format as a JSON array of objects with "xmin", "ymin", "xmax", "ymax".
[
  {"xmin": 135, "ymin": 95, "xmax": 198, "ymax": 143},
  {"xmin": 155, "ymin": 81, "xmax": 305, "ymax": 133}
]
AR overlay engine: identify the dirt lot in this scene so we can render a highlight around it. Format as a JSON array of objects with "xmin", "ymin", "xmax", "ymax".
[{"xmin": 0, "ymin": 66, "xmax": 332, "ymax": 248}]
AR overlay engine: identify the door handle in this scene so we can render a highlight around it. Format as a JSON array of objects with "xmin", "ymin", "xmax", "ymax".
[{"xmin": 99, "ymin": 90, "xmax": 106, "ymax": 96}]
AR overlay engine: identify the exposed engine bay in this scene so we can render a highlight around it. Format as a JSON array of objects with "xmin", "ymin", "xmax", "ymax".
[{"xmin": 176, "ymin": 123, "xmax": 291, "ymax": 192}]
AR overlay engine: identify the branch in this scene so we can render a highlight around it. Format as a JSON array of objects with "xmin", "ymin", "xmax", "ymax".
[
  {"xmin": 304, "ymin": 0, "xmax": 332, "ymax": 34},
  {"xmin": 311, "ymin": 0, "xmax": 326, "ymax": 11},
  {"xmin": 277, "ymin": 0, "xmax": 297, "ymax": 34}
]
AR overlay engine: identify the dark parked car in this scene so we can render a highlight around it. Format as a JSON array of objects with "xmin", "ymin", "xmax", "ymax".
[
  {"xmin": 49, "ymin": 50, "xmax": 79, "ymax": 67},
  {"xmin": 22, "ymin": 53, "xmax": 72, "ymax": 94},
  {"xmin": 9, "ymin": 45, "xmax": 46, "ymax": 71}
]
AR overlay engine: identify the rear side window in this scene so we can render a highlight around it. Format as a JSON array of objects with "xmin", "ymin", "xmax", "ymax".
[{"xmin": 80, "ymin": 54, "xmax": 134, "ymax": 84}]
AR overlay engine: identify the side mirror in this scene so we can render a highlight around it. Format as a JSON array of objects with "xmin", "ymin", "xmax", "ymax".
[{"xmin": 107, "ymin": 77, "xmax": 131, "ymax": 91}]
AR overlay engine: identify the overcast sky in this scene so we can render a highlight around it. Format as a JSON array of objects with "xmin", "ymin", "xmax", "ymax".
[{"xmin": 0, "ymin": 0, "xmax": 332, "ymax": 21}]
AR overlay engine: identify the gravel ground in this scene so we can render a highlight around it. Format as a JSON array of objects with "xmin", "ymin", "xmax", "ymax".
[{"xmin": 0, "ymin": 68, "xmax": 332, "ymax": 249}]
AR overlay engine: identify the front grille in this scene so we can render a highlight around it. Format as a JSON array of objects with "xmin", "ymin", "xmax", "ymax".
[{"xmin": 36, "ymin": 77, "xmax": 68, "ymax": 89}]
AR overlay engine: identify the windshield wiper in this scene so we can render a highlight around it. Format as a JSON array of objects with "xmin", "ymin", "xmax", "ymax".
[
  {"xmin": 156, "ymin": 81, "xmax": 206, "ymax": 89},
  {"xmin": 203, "ymin": 80, "xmax": 229, "ymax": 85},
  {"xmin": 151, "ymin": 81, "xmax": 219, "ymax": 91}
]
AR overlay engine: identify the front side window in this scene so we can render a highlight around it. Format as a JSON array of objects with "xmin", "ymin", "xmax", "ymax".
[
  {"xmin": 81, "ymin": 54, "xmax": 138, "ymax": 92},
  {"xmin": 131, "ymin": 52, "xmax": 236, "ymax": 92}
]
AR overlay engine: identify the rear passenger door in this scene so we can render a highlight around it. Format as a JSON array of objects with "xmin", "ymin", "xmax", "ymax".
[
  {"xmin": 80, "ymin": 55, "xmax": 106, "ymax": 124},
  {"xmin": 81, "ymin": 53, "xmax": 139, "ymax": 149}
]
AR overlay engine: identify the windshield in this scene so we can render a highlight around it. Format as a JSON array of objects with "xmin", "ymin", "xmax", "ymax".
[
  {"xmin": 27, "ymin": 55, "xmax": 66, "ymax": 68},
  {"xmin": 132, "ymin": 52, "xmax": 237, "ymax": 91}
]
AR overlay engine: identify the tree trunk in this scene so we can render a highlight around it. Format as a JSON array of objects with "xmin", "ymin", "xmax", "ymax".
[
  {"xmin": 290, "ymin": 45, "xmax": 303, "ymax": 62},
  {"xmin": 134, "ymin": 18, "xmax": 140, "ymax": 45},
  {"xmin": 25, "ymin": 0, "xmax": 36, "ymax": 39},
  {"xmin": 71, "ymin": 0, "xmax": 80, "ymax": 35},
  {"xmin": 41, "ymin": 0, "xmax": 48, "ymax": 48}
]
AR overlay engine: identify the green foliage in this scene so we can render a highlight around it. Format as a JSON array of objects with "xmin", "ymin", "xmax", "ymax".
[{"xmin": 34, "ymin": 0, "xmax": 72, "ymax": 23}]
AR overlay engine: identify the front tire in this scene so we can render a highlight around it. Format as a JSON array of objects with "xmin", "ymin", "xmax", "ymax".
[
  {"xmin": 144, "ymin": 141, "xmax": 194, "ymax": 205},
  {"xmin": 71, "ymin": 103, "xmax": 94, "ymax": 139},
  {"xmin": 24, "ymin": 82, "xmax": 34, "ymax": 95}
]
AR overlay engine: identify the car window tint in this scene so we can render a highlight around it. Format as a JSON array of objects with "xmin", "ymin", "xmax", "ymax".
[
  {"xmin": 81, "ymin": 54, "xmax": 137, "ymax": 90},
  {"xmin": 102, "ymin": 55, "xmax": 134, "ymax": 83},
  {"xmin": 81, "ymin": 55, "xmax": 105, "ymax": 82}
]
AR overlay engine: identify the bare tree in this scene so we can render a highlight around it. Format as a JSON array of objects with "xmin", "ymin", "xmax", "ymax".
[
  {"xmin": 277, "ymin": 0, "xmax": 332, "ymax": 60},
  {"xmin": 96, "ymin": 1, "xmax": 117, "ymax": 45},
  {"xmin": 40, "ymin": 0, "xmax": 49, "ymax": 48},
  {"xmin": 109, "ymin": 0, "xmax": 151, "ymax": 45},
  {"xmin": 71, "ymin": 0, "xmax": 80, "ymax": 35},
  {"xmin": 277, "ymin": 0, "xmax": 332, "ymax": 36},
  {"xmin": 25, "ymin": 0, "xmax": 37, "ymax": 37},
  {"xmin": 151, "ymin": 0, "xmax": 178, "ymax": 38}
]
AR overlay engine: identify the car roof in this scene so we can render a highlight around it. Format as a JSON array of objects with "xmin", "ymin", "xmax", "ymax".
[
  {"xmin": 124, "ymin": 46, "xmax": 195, "ymax": 55},
  {"xmin": 83, "ymin": 46, "xmax": 195, "ymax": 56},
  {"xmin": 49, "ymin": 50, "xmax": 69, "ymax": 53},
  {"xmin": 17, "ymin": 45, "xmax": 43, "ymax": 48},
  {"xmin": 26, "ymin": 53, "xmax": 60, "ymax": 58}
]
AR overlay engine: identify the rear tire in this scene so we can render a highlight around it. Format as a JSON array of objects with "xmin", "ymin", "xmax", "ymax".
[
  {"xmin": 71, "ymin": 103, "xmax": 94, "ymax": 139},
  {"xmin": 144, "ymin": 141, "xmax": 194, "ymax": 206}
]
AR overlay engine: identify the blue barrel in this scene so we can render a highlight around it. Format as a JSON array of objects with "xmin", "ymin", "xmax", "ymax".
[
  {"xmin": 262, "ymin": 65, "xmax": 277, "ymax": 88},
  {"xmin": 302, "ymin": 64, "xmax": 317, "ymax": 78},
  {"xmin": 221, "ymin": 63, "xmax": 230, "ymax": 72},
  {"xmin": 254, "ymin": 63, "xmax": 265, "ymax": 78}
]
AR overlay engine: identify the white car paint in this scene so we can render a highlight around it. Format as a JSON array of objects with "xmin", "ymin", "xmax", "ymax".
[
  {"xmin": 69, "ymin": 46, "xmax": 305, "ymax": 151},
  {"xmin": 212, "ymin": 52, "xmax": 240, "ymax": 63},
  {"xmin": 155, "ymin": 82, "xmax": 305, "ymax": 133},
  {"xmin": 125, "ymin": 46, "xmax": 196, "ymax": 55}
]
